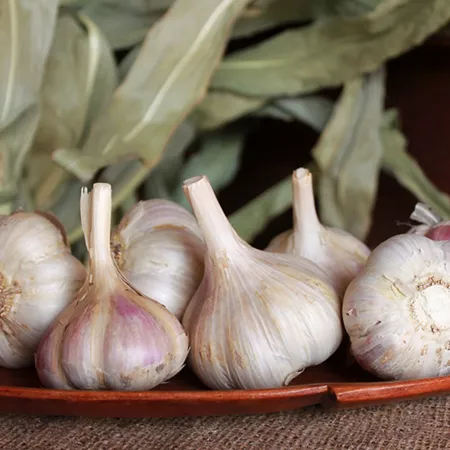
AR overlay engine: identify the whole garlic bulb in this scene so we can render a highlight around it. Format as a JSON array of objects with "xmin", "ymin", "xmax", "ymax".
[
  {"xmin": 344, "ymin": 233, "xmax": 450, "ymax": 380},
  {"xmin": 0, "ymin": 211, "xmax": 86, "ymax": 368},
  {"xmin": 36, "ymin": 184, "xmax": 189, "ymax": 391},
  {"xmin": 266, "ymin": 168, "xmax": 370, "ymax": 296},
  {"xmin": 111, "ymin": 200, "xmax": 205, "ymax": 319},
  {"xmin": 182, "ymin": 175, "xmax": 342, "ymax": 390}
]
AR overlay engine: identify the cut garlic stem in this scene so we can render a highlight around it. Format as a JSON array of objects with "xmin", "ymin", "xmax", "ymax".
[
  {"xmin": 292, "ymin": 168, "xmax": 322, "ymax": 255},
  {"xmin": 183, "ymin": 175, "xmax": 240, "ymax": 255}
]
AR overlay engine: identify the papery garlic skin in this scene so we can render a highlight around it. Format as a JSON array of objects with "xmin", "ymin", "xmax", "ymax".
[
  {"xmin": 408, "ymin": 203, "xmax": 450, "ymax": 241},
  {"xmin": 36, "ymin": 184, "xmax": 189, "ymax": 391},
  {"xmin": 0, "ymin": 212, "xmax": 86, "ymax": 368},
  {"xmin": 182, "ymin": 176, "xmax": 342, "ymax": 390},
  {"xmin": 112, "ymin": 200, "xmax": 205, "ymax": 319},
  {"xmin": 343, "ymin": 234, "xmax": 450, "ymax": 380},
  {"xmin": 266, "ymin": 168, "xmax": 370, "ymax": 296}
]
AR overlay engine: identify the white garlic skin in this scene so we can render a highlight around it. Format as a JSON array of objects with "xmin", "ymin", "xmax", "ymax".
[
  {"xmin": 343, "ymin": 234, "xmax": 450, "ymax": 380},
  {"xmin": 266, "ymin": 168, "xmax": 370, "ymax": 296},
  {"xmin": 112, "ymin": 200, "xmax": 205, "ymax": 319},
  {"xmin": 267, "ymin": 227, "xmax": 369, "ymax": 295},
  {"xmin": 182, "ymin": 175, "xmax": 343, "ymax": 390},
  {"xmin": 0, "ymin": 212, "xmax": 86, "ymax": 368},
  {"xmin": 35, "ymin": 185, "xmax": 189, "ymax": 391}
]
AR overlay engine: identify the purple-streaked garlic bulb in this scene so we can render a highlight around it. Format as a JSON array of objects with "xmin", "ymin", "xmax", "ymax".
[
  {"xmin": 266, "ymin": 168, "xmax": 370, "ymax": 296},
  {"xmin": 35, "ymin": 184, "xmax": 188, "ymax": 391},
  {"xmin": 111, "ymin": 199, "xmax": 205, "ymax": 319},
  {"xmin": 182, "ymin": 176, "xmax": 342, "ymax": 390}
]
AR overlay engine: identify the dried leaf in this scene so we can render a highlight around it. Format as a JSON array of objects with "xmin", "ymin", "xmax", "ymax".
[
  {"xmin": 27, "ymin": 12, "xmax": 118, "ymax": 211},
  {"xmin": 257, "ymin": 95, "xmax": 334, "ymax": 132},
  {"xmin": 381, "ymin": 110, "xmax": 450, "ymax": 219},
  {"xmin": 192, "ymin": 90, "xmax": 266, "ymax": 130},
  {"xmin": 312, "ymin": 68, "xmax": 385, "ymax": 240},
  {"xmin": 229, "ymin": 176, "xmax": 292, "ymax": 242},
  {"xmin": 0, "ymin": 105, "xmax": 41, "ymax": 213},
  {"xmin": 232, "ymin": 0, "xmax": 314, "ymax": 38},
  {"xmin": 0, "ymin": 0, "xmax": 58, "ymax": 210},
  {"xmin": 54, "ymin": 0, "xmax": 251, "ymax": 182},
  {"xmin": 314, "ymin": 0, "xmax": 383, "ymax": 18},
  {"xmin": 212, "ymin": 0, "xmax": 450, "ymax": 96},
  {"xmin": 171, "ymin": 126, "xmax": 247, "ymax": 207},
  {"xmin": 82, "ymin": 1, "xmax": 163, "ymax": 50},
  {"xmin": 143, "ymin": 121, "xmax": 196, "ymax": 199}
]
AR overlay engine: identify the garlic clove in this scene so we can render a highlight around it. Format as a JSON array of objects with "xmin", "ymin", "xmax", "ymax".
[
  {"xmin": 36, "ymin": 184, "xmax": 189, "ymax": 391},
  {"xmin": 182, "ymin": 175, "xmax": 342, "ymax": 390},
  {"xmin": 343, "ymin": 233, "xmax": 450, "ymax": 380},
  {"xmin": 112, "ymin": 199, "xmax": 205, "ymax": 319},
  {"xmin": 266, "ymin": 168, "xmax": 370, "ymax": 296},
  {"xmin": 0, "ymin": 212, "xmax": 86, "ymax": 368}
]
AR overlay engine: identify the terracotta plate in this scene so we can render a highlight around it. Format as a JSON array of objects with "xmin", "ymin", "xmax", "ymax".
[{"xmin": 1, "ymin": 345, "xmax": 449, "ymax": 418}]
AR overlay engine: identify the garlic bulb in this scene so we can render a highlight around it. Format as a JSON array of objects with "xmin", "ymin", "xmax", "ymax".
[
  {"xmin": 112, "ymin": 199, "xmax": 205, "ymax": 319},
  {"xmin": 35, "ymin": 184, "xmax": 189, "ymax": 391},
  {"xmin": 409, "ymin": 203, "xmax": 450, "ymax": 241},
  {"xmin": 343, "ymin": 233, "xmax": 450, "ymax": 380},
  {"xmin": 266, "ymin": 168, "xmax": 370, "ymax": 296},
  {"xmin": 182, "ymin": 175, "xmax": 342, "ymax": 390},
  {"xmin": 0, "ymin": 211, "xmax": 86, "ymax": 368}
]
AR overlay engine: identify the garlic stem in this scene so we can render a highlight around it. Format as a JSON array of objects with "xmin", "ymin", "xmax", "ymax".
[
  {"xmin": 183, "ymin": 176, "xmax": 240, "ymax": 255},
  {"xmin": 410, "ymin": 203, "xmax": 441, "ymax": 226},
  {"xmin": 90, "ymin": 183, "xmax": 115, "ymax": 274},
  {"xmin": 292, "ymin": 168, "xmax": 322, "ymax": 253}
]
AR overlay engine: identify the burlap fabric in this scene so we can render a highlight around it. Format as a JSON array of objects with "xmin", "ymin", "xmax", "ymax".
[{"xmin": 0, "ymin": 396, "xmax": 449, "ymax": 449}]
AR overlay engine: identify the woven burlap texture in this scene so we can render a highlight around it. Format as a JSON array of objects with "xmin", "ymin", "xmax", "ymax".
[{"xmin": 1, "ymin": 395, "xmax": 450, "ymax": 450}]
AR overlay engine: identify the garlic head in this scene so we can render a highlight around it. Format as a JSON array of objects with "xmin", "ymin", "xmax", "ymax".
[
  {"xmin": 36, "ymin": 184, "xmax": 189, "ymax": 391},
  {"xmin": 182, "ymin": 176, "xmax": 342, "ymax": 390},
  {"xmin": 112, "ymin": 200, "xmax": 205, "ymax": 319},
  {"xmin": 344, "ymin": 234, "xmax": 450, "ymax": 380},
  {"xmin": 409, "ymin": 202, "xmax": 450, "ymax": 241},
  {"xmin": 266, "ymin": 168, "xmax": 370, "ymax": 296},
  {"xmin": 0, "ymin": 211, "xmax": 86, "ymax": 368}
]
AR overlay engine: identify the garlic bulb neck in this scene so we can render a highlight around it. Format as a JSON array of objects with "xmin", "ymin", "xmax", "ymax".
[
  {"xmin": 291, "ymin": 168, "xmax": 323, "ymax": 255},
  {"xmin": 183, "ymin": 176, "xmax": 242, "ymax": 257},
  {"xmin": 83, "ymin": 184, "xmax": 115, "ymax": 280},
  {"xmin": 182, "ymin": 176, "xmax": 342, "ymax": 390},
  {"xmin": 266, "ymin": 167, "xmax": 370, "ymax": 296}
]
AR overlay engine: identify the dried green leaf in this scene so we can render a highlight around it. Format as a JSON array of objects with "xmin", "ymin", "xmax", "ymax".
[
  {"xmin": 0, "ymin": 0, "xmax": 58, "ymax": 210},
  {"xmin": 232, "ymin": 0, "xmax": 314, "ymax": 38},
  {"xmin": 312, "ymin": 68, "xmax": 385, "ymax": 240},
  {"xmin": 0, "ymin": 105, "xmax": 41, "ymax": 213},
  {"xmin": 192, "ymin": 90, "xmax": 266, "ymax": 130},
  {"xmin": 212, "ymin": 0, "xmax": 450, "ymax": 96},
  {"xmin": 81, "ymin": 1, "xmax": 164, "ymax": 49},
  {"xmin": 0, "ymin": 0, "xmax": 58, "ymax": 127},
  {"xmin": 314, "ymin": 0, "xmax": 383, "ymax": 18},
  {"xmin": 229, "ymin": 176, "xmax": 292, "ymax": 242},
  {"xmin": 27, "ymin": 12, "xmax": 118, "ymax": 211},
  {"xmin": 143, "ymin": 121, "xmax": 196, "ymax": 199},
  {"xmin": 257, "ymin": 95, "xmax": 334, "ymax": 132},
  {"xmin": 54, "ymin": 0, "xmax": 251, "ymax": 182},
  {"xmin": 381, "ymin": 110, "xmax": 450, "ymax": 219},
  {"xmin": 171, "ymin": 126, "xmax": 247, "ymax": 207}
]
